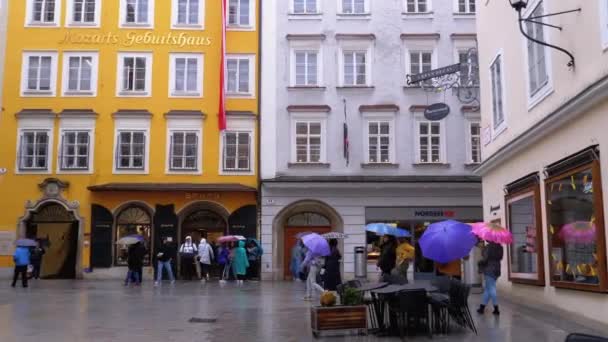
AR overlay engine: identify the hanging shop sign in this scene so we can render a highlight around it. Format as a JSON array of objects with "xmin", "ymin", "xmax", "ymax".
[
  {"xmin": 424, "ymin": 103, "xmax": 450, "ymax": 121},
  {"xmin": 408, "ymin": 63, "xmax": 461, "ymax": 84},
  {"xmin": 59, "ymin": 31, "xmax": 212, "ymax": 47}
]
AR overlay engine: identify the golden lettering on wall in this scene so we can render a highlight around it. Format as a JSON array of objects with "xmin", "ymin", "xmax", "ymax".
[
  {"xmin": 59, "ymin": 32, "xmax": 213, "ymax": 47},
  {"xmin": 185, "ymin": 192, "xmax": 221, "ymax": 200}
]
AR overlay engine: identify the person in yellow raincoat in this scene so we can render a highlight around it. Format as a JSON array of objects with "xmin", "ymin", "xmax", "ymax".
[{"xmin": 396, "ymin": 239, "xmax": 415, "ymax": 282}]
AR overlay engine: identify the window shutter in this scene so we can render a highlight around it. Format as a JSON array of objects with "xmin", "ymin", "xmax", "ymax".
[
  {"xmin": 17, "ymin": 134, "xmax": 23, "ymax": 170},
  {"xmin": 115, "ymin": 134, "xmax": 121, "ymax": 169},
  {"xmin": 59, "ymin": 132, "xmax": 65, "ymax": 169},
  {"xmin": 222, "ymin": 133, "xmax": 227, "ymax": 170},
  {"xmin": 141, "ymin": 132, "xmax": 147, "ymax": 169},
  {"xmin": 169, "ymin": 133, "xmax": 174, "ymax": 170},
  {"xmin": 246, "ymin": 133, "xmax": 252, "ymax": 170},
  {"xmin": 194, "ymin": 134, "xmax": 199, "ymax": 170},
  {"xmin": 85, "ymin": 132, "xmax": 91, "ymax": 169}
]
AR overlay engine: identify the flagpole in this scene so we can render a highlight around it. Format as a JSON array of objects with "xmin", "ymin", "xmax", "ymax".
[{"xmin": 218, "ymin": 0, "xmax": 227, "ymax": 131}]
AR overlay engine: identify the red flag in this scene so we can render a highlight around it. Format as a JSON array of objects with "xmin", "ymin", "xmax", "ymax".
[{"xmin": 218, "ymin": 0, "xmax": 227, "ymax": 131}]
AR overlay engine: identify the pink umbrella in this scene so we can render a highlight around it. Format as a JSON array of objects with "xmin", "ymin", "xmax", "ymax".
[
  {"xmin": 470, "ymin": 222, "xmax": 513, "ymax": 244},
  {"xmin": 217, "ymin": 235, "xmax": 246, "ymax": 244},
  {"xmin": 559, "ymin": 221, "xmax": 596, "ymax": 244}
]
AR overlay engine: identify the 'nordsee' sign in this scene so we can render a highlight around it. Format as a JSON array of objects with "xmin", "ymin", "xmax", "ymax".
[{"xmin": 59, "ymin": 32, "xmax": 213, "ymax": 47}]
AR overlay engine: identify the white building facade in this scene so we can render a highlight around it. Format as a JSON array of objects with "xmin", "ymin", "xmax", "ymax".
[
  {"xmin": 260, "ymin": 0, "xmax": 483, "ymax": 281},
  {"xmin": 476, "ymin": 0, "xmax": 608, "ymax": 327}
]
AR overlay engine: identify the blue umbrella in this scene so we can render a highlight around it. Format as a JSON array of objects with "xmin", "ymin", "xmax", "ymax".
[
  {"xmin": 366, "ymin": 223, "xmax": 411, "ymax": 238},
  {"xmin": 419, "ymin": 220, "xmax": 476, "ymax": 264},
  {"xmin": 14, "ymin": 238, "xmax": 37, "ymax": 247}
]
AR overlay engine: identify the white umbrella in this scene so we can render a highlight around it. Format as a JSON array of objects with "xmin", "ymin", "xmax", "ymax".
[
  {"xmin": 116, "ymin": 235, "xmax": 143, "ymax": 245},
  {"xmin": 322, "ymin": 232, "xmax": 348, "ymax": 239}
]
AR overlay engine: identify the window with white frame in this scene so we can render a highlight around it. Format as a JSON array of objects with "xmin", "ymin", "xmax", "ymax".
[
  {"xmin": 170, "ymin": 53, "xmax": 203, "ymax": 96},
  {"xmin": 67, "ymin": 0, "xmax": 100, "ymax": 26},
  {"xmin": 405, "ymin": 0, "xmax": 429, "ymax": 13},
  {"xmin": 340, "ymin": 0, "xmax": 368, "ymax": 14},
  {"xmin": 467, "ymin": 121, "xmax": 481, "ymax": 164},
  {"xmin": 172, "ymin": 0, "xmax": 204, "ymax": 27},
  {"xmin": 601, "ymin": 0, "xmax": 608, "ymax": 48},
  {"xmin": 222, "ymin": 132, "xmax": 251, "ymax": 171},
  {"xmin": 293, "ymin": 51, "xmax": 319, "ymax": 86},
  {"xmin": 121, "ymin": 0, "xmax": 154, "ymax": 26},
  {"xmin": 228, "ymin": 0, "xmax": 253, "ymax": 28},
  {"xmin": 60, "ymin": 131, "xmax": 91, "ymax": 170},
  {"xmin": 18, "ymin": 130, "xmax": 50, "ymax": 171},
  {"xmin": 21, "ymin": 52, "xmax": 57, "ymax": 96},
  {"xmin": 169, "ymin": 131, "xmax": 198, "ymax": 171},
  {"xmin": 226, "ymin": 55, "xmax": 254, "ymax": 96},
  {"xmin": 490, "ymin": 54, "xmax": 505, "ymax": 130},
  {"xmin": 457, "ymin": 50, "xmax": 472, "ymax": 85},
  {"xmin": 456, "ymin": 0, "xmax": 474, "ymax": 13},
  {"xmin": 409, "ymin": 51, "xmax": 432, "ymax": 75},
  {"xmin": 26, "ymin": 0, "xmax": 60, "ymax": 25},
  {"xmin": 342, "ymin": 51, "xmax": 368, "ymax": 86},
  {"xmin": 116, "ymin": 131, "xmax": 146, "ymax": 170},
  {"xmin": 293, "ymin": 0, "xmax": 318, "ymax": 14},
  {"xmin": 417, "ymin": 121, "xmax": 442, "ymax": 163},
  {"xmin": 367, "ymin": 121, "xmax": 391, "ymax": 163},
  {"xmin": 525, "ymin": 2, "xmax": 549, "ymax": 98},
  {"xmin": 117, "ymin": 53, "xmax": 152, "ymax": 96},
  {"xmin": 294, "ymin": 121, "xmax": 322, "ymax": 163},
  {"xmin": 62, "ymin": 52, "xmax": 98, "ymax": 96}
]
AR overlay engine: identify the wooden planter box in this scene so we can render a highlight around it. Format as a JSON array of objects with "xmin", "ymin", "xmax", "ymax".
[{"xmin": 310, "ymin": 305, "xmax": 367, "ymax": 338}]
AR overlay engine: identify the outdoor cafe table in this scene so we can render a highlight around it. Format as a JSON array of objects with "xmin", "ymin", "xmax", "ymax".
[{"xmin": 370, "ymin": 282, "xmax": 438, "ymax": 336}]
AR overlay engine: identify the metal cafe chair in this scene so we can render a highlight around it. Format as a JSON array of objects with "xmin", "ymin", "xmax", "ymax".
[
  {"xmin": 566, "ymin": 333, "xmax": 608, "ymax": 342},
  {"xmin": 389, "ymin": 289, "xmax": 432, "ymax": 339}
]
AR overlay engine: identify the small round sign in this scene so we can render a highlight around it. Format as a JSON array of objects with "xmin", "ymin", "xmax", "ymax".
[
  {"xmin": 0, "ymin": 168, "xmax": 7, "ymax": 175},
  {"xmin": 424, "ymin": 103, "xmax": 450, "ymax": 121}
]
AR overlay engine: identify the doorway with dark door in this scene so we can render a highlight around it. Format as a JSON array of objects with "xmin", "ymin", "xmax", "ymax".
[
  {"xmin": 180, "ymin": 209, "xmax": 227, "ymax": 279},
  {"xmin": 283, "ymin": 212, "xmax": 331, "ymax": 280},
  {"xmin": 26, "ymin": 203, "xmax": 78, "ymax": 279}
]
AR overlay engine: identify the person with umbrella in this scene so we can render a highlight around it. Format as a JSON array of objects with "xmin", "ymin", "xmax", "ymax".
[
  {"xmin": 471, "ymin": 222, "xmax": 509, "ymax": 316},
  {"xmin": 322, "ymin": 239, "xmax": 342, "ymax": 291},
  {"xmin": 377, "ymin": 235, "xmax": 397, "ymax": 281},
  {"xmin": 245, "ymin": 239, "xmax": 263, "ymax": 281},
  {"xmin": 12, "ymin": 240, "xmax": 32, "ymax": 288},
  {"xmin": 125, "ymin": 241, "xmax": 146, "ymax": 286},
  {"xmin": 396, "ymin": 238, "xmax": 415, "ymax": 282},
  {"xmin": 232, "ymin": 240, "xmax": 249, "ymax": 286},
  {"xmin": 290, "ymin": 239, "xmax": 305, "ymax": 282},
  {"xmin": 300, "ymin": 233, "xmax": 329, "ymax": 301}
]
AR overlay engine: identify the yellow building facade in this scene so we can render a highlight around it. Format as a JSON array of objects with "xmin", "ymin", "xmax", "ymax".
[{"xmin": 0, "ymin": 0, "xmax": 259, "ymax": 279}]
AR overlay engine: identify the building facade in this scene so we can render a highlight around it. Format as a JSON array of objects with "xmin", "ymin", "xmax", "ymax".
[
  {"xmin": 476, "ymin": 0, "xmax": 608, "ymax": 326},
  {"xmin": 260, "ymin": 0, "xmax": 483, "ymax": 280},
  {"xmin": 0, "ymin": 0, "xmax": 259, "ymax": 279},
  {"xmin": 0, "ymin": 0, "xmax": 7, "ymax": 117}
]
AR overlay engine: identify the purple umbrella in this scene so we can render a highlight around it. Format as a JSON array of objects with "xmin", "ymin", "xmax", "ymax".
[
  {"xmin": 419, "ymin": 220, "xmax": 477, "ymax": 264},
  {"xmin": 301, "ymin": 233, "xmax": 330, "ymax": 257}
]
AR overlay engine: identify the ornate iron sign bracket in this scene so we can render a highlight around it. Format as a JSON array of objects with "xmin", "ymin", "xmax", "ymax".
[{"xmin": 406, "ymin": 48, "xmax": 480, "ymax": 111}]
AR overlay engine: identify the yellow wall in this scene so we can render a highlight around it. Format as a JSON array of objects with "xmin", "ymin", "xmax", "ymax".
[{"xmin": 0, "ymin": 1, "xmax": 259, "ymax": 269}]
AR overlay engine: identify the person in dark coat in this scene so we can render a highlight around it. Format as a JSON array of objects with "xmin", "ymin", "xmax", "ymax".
[
  {"xmin": 377, "ymin": 235, "xmax": 397, "ymax": 280},
  {"xmin": 477, "ymin": 241, "xmax": 504, "ymax": 315},
  {"xmin": 29, "ymin": 241, "xmax": 46, "ymax": 280},
  {"xmin": 155, "ymin": 238, "xmax": 176, "ymax": 286},
  {"xmin": 125, "ymin": 242, "xmax": 145, "ymax": 286},
  {"xmin": 323, "ymin": 239, "xmax": 342, "ymax": 291}
]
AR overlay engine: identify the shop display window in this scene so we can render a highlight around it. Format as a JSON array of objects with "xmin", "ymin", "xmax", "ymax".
[
  {"xmin": 545, "ymin": 155, "xmax": 607, "ymax": 292},
  {"xmin": 115, "ymin": 206, "xmax": 152, "ymax": 266},
  {"xmin": 505, "ymin": 174, "xmax": 545, "ymax": 285}
]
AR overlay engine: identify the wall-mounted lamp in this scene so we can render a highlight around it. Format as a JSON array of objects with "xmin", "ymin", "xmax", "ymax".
[{"xmin": 508, "ymin": 0, "xmax": 581, "ymax": 68}]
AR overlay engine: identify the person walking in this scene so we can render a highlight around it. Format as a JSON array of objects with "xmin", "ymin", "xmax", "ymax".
[
  {"xmin": 377, "ymin": 235, "xmax": 397, "ymax": 281},
  {"xmin": 246, "ymin": 240, "xmax": 263, "ymax": 281},
  {"xmin": 155, "ymin": 238, "xmax": 175, "ymax": 286},
  {"xmin": 179, "ymin": 236, "xmax": 198, "ymax": 281},
  {"xmin": 290, "ymin": 240, "xmax": 305, "ymax": 281},
  {"xmin": 232, "ymin": 240, "xmax": 249, "ymax": 286},
  {"xmin": 218, "ymin": 243, "xmax": 231, "ymax": 283},
  {"xmin": 29, "ymin": 241, "xmax": 45, "ymax": 280},
  {"xmin": 198, "ymin": 238, "xmax": 214, "ymax": 282},
  {"xmin": 477, "ymin": 241, "xmax": 504, "ymax": 315},
  {"xmin": 125, "ymin": 242, "xmax": 145, "ymax": 286},
  {"xmin": 322, "ymin": 239, "xmax": 342, "ymax": 291},
  {"xmin": 12, "ymin": 245, "xmax": 30, "ymax": 288},
  {"xmin": 396, "ymin": 239, "xmax": 414, "ymax": 282},
  {"xmin": 301, "ymin": 250, "xmax": 325, "ymax": 301}
]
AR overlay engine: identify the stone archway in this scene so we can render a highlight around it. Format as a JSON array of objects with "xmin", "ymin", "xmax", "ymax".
[
  {"xmin": 271, "ymin": 200, "xmax": 344, "ymax": 281},
  {"xmin": 17, "ymin": 179, "xmax": 84, "ymax": 279}
]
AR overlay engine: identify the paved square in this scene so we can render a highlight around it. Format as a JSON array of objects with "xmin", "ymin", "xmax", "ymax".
[{"xmin": 0, "ymin": 280, "xmax": 603, "ymax": 342}]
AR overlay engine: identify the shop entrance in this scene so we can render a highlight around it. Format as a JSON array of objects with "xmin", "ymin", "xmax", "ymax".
[
  {"xmin": 25, "ymin": 203, "xmax": 78, "ymax": 279},
  {"xmin": 180, "ymin": 209, "xmax": 227, "ymax": 278},
  {"xmin": 283, "ymin": 212, "xmax": 331, "ymax": 280}
]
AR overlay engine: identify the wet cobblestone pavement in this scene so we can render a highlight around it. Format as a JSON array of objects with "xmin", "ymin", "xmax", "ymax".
[{"xmin": 0, "ymin": 280, "xmax": 605, "ymax": 342}]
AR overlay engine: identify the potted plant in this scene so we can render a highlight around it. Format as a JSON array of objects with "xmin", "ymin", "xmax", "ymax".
[{"xmin": 311, "ymin": 287, "xmax": 367, "ymax": 338}]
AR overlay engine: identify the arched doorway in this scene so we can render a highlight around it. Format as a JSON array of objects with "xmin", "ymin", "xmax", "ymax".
[
  {"xmin": 271, "ymin": 200, "xmax": 344, "ymax": 281},
  {"xmin": 25, "ymin": 203, "xmax": 78, "ymax": 279},
  {"xmin": 114, "ymin": 205, "xmax": 153, "ymax": 267}
]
